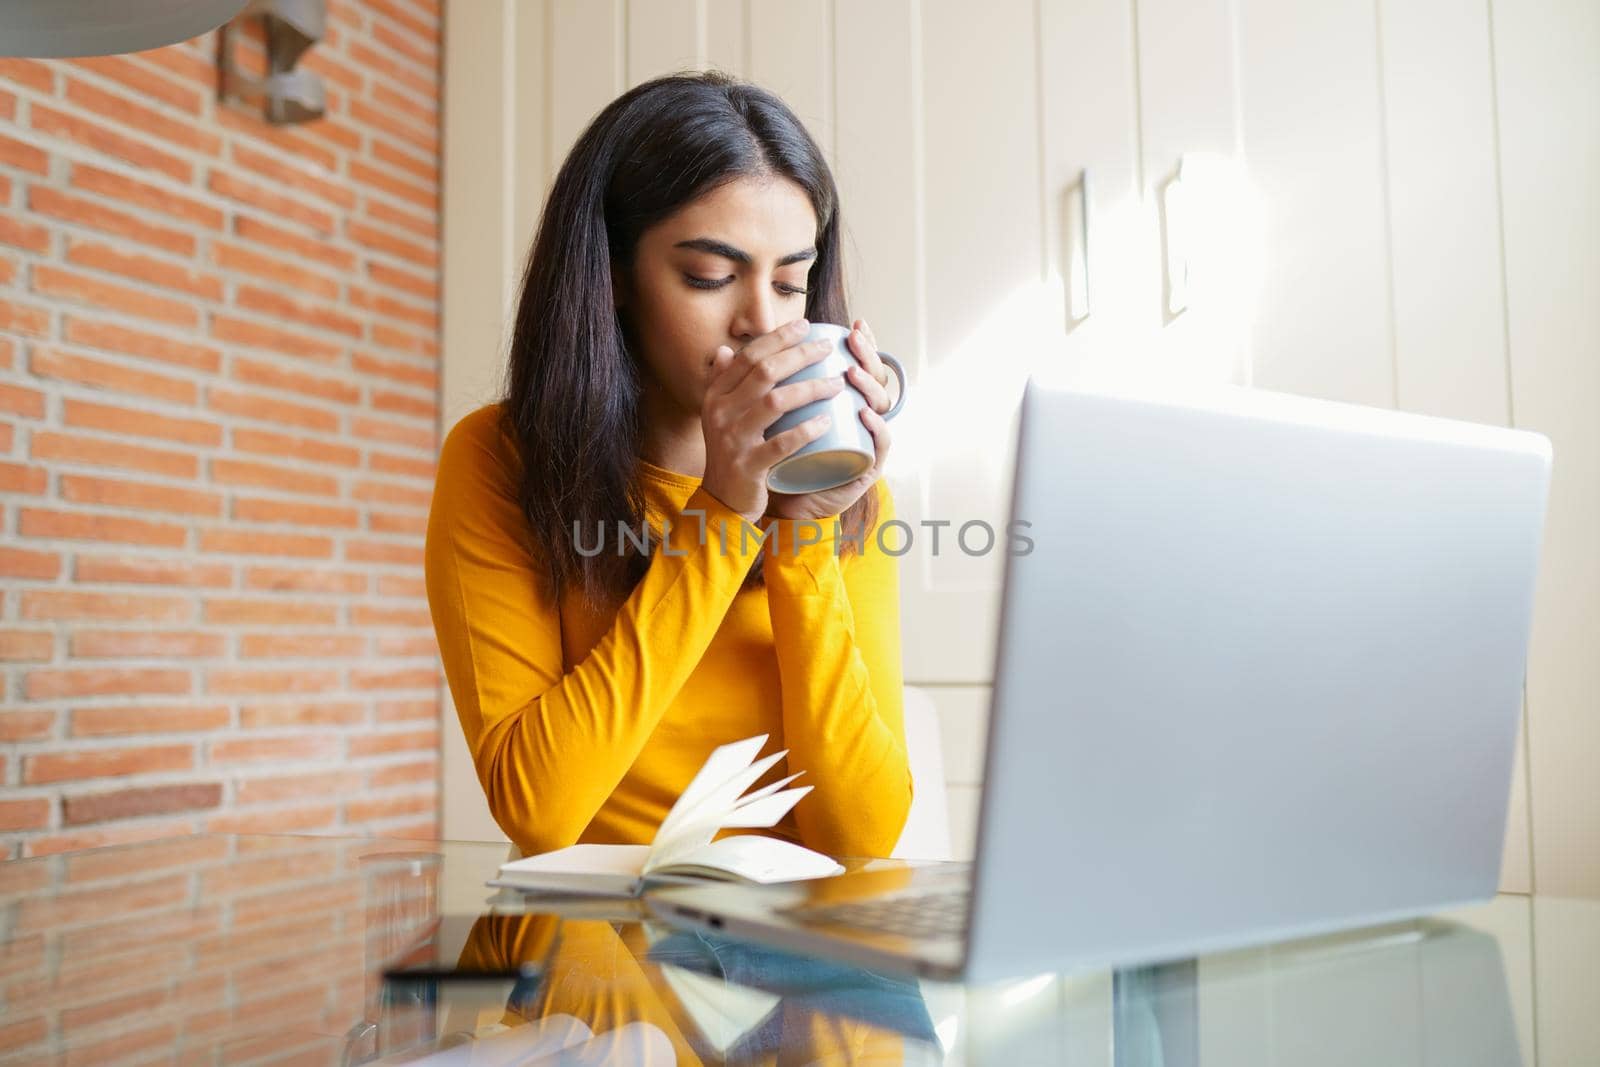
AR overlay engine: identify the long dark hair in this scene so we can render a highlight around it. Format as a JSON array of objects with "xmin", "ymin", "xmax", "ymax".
[{"xmin": 501, "ymin": 70, "xmax": 879, "ymax": 611}]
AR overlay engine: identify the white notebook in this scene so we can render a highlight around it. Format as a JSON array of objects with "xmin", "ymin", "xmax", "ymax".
[{"xmin": 488, "ymin": 735, "xmax": 845, "ymax": 897}]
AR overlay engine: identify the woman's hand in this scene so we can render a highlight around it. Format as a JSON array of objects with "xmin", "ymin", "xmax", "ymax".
[
  {"xmin": 841, "ymin": 318, "xmax": 898, "ymax": 417},
  {"xmin": 699, "ymin": 318, "xmax": 844, "ymax": 527},
  {"xmin": 763, "ymin": 318, "xmax": 895, "ymax": 523}
]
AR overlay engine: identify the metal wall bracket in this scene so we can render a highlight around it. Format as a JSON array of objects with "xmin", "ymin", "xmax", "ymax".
[
  {"xmin": 219, "ymin": 0, "xmax": 326, "ymax": 125},
  {"xmin": 1063, "ymin": 168, "xmax": 1092, "ymax": 328}
]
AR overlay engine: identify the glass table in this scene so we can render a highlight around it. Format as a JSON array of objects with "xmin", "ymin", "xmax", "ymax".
[{"xmin": 0, "ymin": 834, "xmax": 1595, "ymax": 1064}]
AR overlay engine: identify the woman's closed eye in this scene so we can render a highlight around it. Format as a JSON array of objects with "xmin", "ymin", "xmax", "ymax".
[{"xmin": 684, "ymin": 274, "xmax": 807, "ymax": 295}]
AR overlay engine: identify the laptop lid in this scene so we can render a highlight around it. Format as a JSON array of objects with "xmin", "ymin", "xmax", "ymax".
[{"xmin": 963, "ymin": 380, "xmax": 1550, "ymax": 982}]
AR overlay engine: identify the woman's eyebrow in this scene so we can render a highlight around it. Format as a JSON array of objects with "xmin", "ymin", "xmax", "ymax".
[{"xmin": 673, "ymin": 237, "xmax": 817, "ymax": 266}]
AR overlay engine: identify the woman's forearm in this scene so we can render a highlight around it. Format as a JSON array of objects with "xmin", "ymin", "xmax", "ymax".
[
  {"xmin": 433, "ymin": 485, "xmax": 765, "ymax": 855},
  {"xmin": 763, "ymin": 511, "xmax": 912, "ymax": 857}
]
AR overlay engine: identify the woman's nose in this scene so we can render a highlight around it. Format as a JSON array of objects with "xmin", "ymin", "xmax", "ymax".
[{"xmin": 732, "ymin": 285, "xmax": 782, "ymax": 343}]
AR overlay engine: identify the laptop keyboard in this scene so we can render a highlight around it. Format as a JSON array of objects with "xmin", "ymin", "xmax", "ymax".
[{"xmin": 786, "ymin": 889, "xmax": 970, "ymax": 939}]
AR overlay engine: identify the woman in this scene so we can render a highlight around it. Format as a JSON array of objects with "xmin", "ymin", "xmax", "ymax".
[{"xmin": 424, "ymin": 70, "xmax": 911, "ymax": 861}]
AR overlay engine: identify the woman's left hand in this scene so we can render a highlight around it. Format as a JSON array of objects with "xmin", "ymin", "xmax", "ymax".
[{"xmin": 763, "ymin": 319, "xmax": 895, "ymax": 524}]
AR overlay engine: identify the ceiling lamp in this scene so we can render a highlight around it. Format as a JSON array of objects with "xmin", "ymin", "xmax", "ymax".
[{"xmin": 0, "ymin": 0, "xmax": 251, "ymax": 58}]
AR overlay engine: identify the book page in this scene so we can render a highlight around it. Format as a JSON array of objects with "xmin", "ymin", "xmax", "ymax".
[
  {"xmin": 653, "ymin": 735, "xmax": 769, "ymax": 844},
  {"xmin": 715, "ymin": 786, "xmax": 812, "ymax": 828},
  {"xmin": 657, "ymin": 964, "xmax": 781, "ymax": 1056},
  {"xmin": 649, "ymin": 737, "xmax": 802, "ymax": 871},
  {"xmin": 654, "ymin": 835, "xmax": 844, "ymax": 884}
]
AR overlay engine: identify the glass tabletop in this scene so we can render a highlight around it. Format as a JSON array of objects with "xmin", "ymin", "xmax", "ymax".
[{"xmin": 0, "ymin": 834, "xmax": 1595, "ymax": 1064}]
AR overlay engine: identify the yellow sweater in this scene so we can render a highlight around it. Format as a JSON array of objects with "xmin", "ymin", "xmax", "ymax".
[{"xmin": 424, "ymin": 403, "xmax": 912, "ymax": 858}]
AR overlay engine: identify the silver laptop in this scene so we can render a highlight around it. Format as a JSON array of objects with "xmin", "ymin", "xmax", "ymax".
[{"xmin": 649, "ymin": 378, "xmax": 1552, "ymax": 982}]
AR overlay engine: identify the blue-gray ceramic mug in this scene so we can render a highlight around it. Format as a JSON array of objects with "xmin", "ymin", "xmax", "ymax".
[{"xmin": 763, "ymin": 322, "xmax": 907, "ymax": 494}]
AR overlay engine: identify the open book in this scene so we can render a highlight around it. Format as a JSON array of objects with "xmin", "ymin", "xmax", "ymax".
[{"xmin": 488, "ymin": 735, "xmax": 845, "ymax": 897}]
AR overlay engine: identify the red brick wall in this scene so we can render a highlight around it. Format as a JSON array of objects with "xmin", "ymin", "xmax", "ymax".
[
  {"xmin": 1, "ymin": 835, "xmax": 447, "ymax": 1061},
  {"xmin": 0, "ymin": 0, "xmax": 442, "ymax": 858}
]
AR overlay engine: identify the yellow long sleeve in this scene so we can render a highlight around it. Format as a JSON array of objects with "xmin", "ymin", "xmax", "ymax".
[
  {"xmin": 763, "ymin": 494, "xmax": 913, "ymax": 857},
  {"xmin": 424, "ymin": 403, "xmax": 910, "ymax": 858}
]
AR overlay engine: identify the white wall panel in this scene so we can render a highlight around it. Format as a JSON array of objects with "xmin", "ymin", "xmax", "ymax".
[
  {"xmin": 1134, "ymin": 0, "xmax": 1251, "ymax": 382},
  {"xmin": 1491, "ymin": 0, "xmax": 1600, "ymax": 1049},
  {"xmin": 1234, "ymin": 0, "xmax": 1393, "ymax": 407},
  {"xmin": 626, "ymin": 0, "xmax": 701, "ymax": 87},
  {"xmin": 441, "ymin": 0, "xmax": 519, "ymax": 843},
  {"xmin": 1038, "ymin": 0, "xmax": 1145, "ymax": 374},
  {"xmin": 1492, "ymin": 0, "xmax": 1600, "ymax": 905},
  {"xmin": 1378, "ymin": 0, "xmax": 1528, "ymax": 894},
  {"xmin": 702, "ymin": 0, "xmax": 748, "ymax": 78},
  {"xmin": 512, "ymin": 0, "xmax": 553, "ymax": 259},
  {"xmin": 747, "ymin": 1, "xmax": 834, "ymax": 164},
  {"xmin": 1379, "ymin": 3, "xmax": 1509, "ymax": 426},
  {"xmin": 550, "ymin": 0, "xmax": 625, "ymax": 163},
  {"xmin": 899, "ymin": 0, "xmax": 1046, "ymax": 684}
]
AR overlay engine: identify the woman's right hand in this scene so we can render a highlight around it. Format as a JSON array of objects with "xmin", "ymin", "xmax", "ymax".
[{"xmin": 700, "ymin": 318, "xmax": 845, "ymax": 527}]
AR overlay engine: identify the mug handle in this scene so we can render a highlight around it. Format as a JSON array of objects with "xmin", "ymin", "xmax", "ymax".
[{"xmin": 875, "ymin": 351, "xmax": 908, "ymax": 421}]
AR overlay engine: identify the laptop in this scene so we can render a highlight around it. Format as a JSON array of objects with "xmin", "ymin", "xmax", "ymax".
[{"xmin": 648, "ymin": 378, "xmax": 1552, "ymax": 982}]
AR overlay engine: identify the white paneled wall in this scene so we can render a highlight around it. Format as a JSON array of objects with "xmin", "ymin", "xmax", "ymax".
[
  {"xmin": 1377, "ymin": 0, "xmax": 1532, "ymax": 894},
  {"xmin": 1490, "ymin": 0, "xmax": 1600, "ymax": 1057},
  {"xmin": 442, "ymin": 2, "xmax": 1598, "ymax": 916},
  {"xmin": 925, "ymin": 685, "xmax": 989, "ymax": 861},
  {"xmin": 1492, "ymin": 0, "xmax": 1600, "ymax": 903}
]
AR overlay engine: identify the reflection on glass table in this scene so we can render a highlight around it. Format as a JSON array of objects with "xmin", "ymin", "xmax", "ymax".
[
  {"xmin": 376, "ymin": 902, "xmax": 1524, "ymax": 1066},
  {"xmin": 0, "ymin": 835, "xmax": 1593, "ymax": 1064},
  {"xmin": 382, "ymin": 905, "xmax": 940, "ymax": 1063},
  {"xmin": 1113, "ymin": 919, "xmax": 1520, "ymax": 1067}
]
